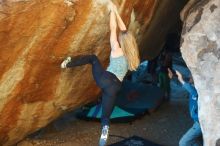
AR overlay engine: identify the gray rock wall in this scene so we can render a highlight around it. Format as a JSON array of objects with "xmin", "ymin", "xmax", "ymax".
[{"xmin": 181, "ymin": 0, "xmax": 220, "ymax": 145}]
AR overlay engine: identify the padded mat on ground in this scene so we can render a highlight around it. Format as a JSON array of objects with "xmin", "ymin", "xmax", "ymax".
[{"xmin": 109, "ymin": 135, "xmax": 163, "ymax": 146}]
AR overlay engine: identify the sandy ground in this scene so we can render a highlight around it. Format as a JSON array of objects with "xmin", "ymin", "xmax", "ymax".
[{"xmin": 18, "ymin": 98, "xmax": 192, "ymax": 146}]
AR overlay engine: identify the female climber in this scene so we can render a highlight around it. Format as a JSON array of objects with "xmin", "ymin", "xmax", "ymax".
[{"xmin": 60, "ymin": 2, "xmax": 140, "ymax": 146}]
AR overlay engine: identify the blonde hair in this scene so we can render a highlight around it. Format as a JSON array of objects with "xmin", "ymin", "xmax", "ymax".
[{"xmin": 119, "ymin": 31, "xmax": 140, "ymax": 71}]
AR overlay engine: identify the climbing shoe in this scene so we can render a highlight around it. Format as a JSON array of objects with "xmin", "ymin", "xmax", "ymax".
[
  {"xmin": 99, "ymin": 125, "xmax": 109, "ymax": 146},
  {"xmin": 61, "ymin": 57, "xmax": 71, "ymax": 68}
]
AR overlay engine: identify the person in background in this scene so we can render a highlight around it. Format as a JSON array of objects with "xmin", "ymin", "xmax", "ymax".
[
  {"xmin": 158, "ymin": 53, "xmax": 173, "ymax": 101},
  {"xmin": 169, "ymin": 69, "xmax": 203, "ymax": 146},
  {"xmin": 60, "ymin": 2, "xmax": 140, "ymax": 146},
  {"xmin": 147, "ymin": 56, "xmax": 158, "ymax": 85}
]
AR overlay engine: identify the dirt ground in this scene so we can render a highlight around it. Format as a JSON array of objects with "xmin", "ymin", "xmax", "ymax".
[{"xmin": 18, "ymin": 98, "xmax": 192, "ymax": 146}]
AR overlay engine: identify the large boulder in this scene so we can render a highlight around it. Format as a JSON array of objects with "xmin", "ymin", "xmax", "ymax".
[
  {"xmin": 181, "ymin": 0, "xmax": 220, "ymax": 145},
  {"xmin": 0, "ymin": 0, "xmax": 186, "ymax": 145}
]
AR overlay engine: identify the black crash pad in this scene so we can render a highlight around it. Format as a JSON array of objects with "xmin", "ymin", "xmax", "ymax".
[{"xmin": 109, "ymin": 135, "xmax": 163, "ymax": 146}]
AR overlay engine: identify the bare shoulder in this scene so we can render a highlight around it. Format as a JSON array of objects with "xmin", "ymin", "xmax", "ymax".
[{"xmin": 110, "ymin": 48, "xmax": 124, "ymax": 58}]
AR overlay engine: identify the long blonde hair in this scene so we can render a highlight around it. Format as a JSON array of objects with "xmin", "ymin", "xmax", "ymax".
[{"xmin": 119, "ymin": 31, "xmax": 140, "ymax": 71}]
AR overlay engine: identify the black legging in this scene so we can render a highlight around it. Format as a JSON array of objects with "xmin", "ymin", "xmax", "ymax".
[{"xmin": 66, "ymin": 55, "xmax": 122, "ymax": 127}]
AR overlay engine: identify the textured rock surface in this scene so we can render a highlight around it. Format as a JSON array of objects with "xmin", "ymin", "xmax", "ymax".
[
  {"xmin": 0, "ymin": 0, "xmax": 186, "ymax": 145},
  {"xmin": 181, "ymin": 0, "xmax": 220, "ymax": 145}
]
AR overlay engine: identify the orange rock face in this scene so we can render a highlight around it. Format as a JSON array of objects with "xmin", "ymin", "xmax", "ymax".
[{"xmin": 0, "ymin": 0, "xmax": 186, "ymax": 145}]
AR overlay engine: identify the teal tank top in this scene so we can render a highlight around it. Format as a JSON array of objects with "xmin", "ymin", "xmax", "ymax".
[{"xmin": 106, "ymin": 56, "xmax": 128, "ymax": 81}]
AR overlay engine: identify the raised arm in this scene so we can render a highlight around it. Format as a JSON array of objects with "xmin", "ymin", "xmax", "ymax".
[
  {"xmin": 109, "ymin": 1, "xmax": 127, "ymax": 31},
  {"xmin": 109, "ymin": 10, "xmax": 120, "ymax": 51},
  {"xmin": 175, "ymin": 70, "xmax": 185, "ymax": 84},
  {"xmin": 114, "ymin": 8, "xmax": 127, "ymax": 31}
]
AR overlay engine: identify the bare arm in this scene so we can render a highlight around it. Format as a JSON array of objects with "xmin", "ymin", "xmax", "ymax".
[
  {"xmin": 114, "ymin": 9, "xmax": 127, "ymax": 31},
  {"xmin": 109, "ymin": 1, "xmax": 126, "ymax": 31},
  {"xmin": 109, "ymin": 10, "xmax": 120, "ymax": 51},
  {"xmin": 110, "ymin": 2, "xmax": 126, "ymax": 31},
  {"xmin": 175, "ymin": 70, "xmax": 185, "ymax": 84}
]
